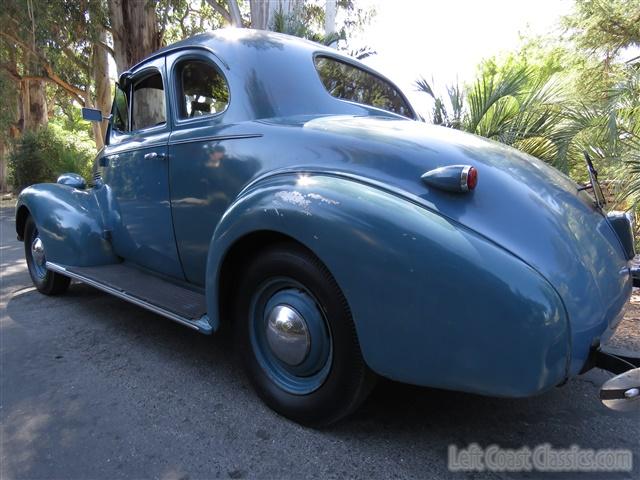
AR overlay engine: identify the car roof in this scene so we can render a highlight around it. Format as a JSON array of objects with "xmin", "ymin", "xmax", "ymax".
[
  {"xmin": 123, "ymin": 28, "xmax": 417, "ymax": 121},
  {"xmin": 125, "ymin": 28, "xmax": 336, "ymax": 74}
]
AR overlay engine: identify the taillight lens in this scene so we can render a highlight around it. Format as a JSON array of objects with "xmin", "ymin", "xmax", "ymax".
[
  {"xmin": 421, "ymin": 164, "xmax": 478, "ymax": 193},
  {"xmin": 466, "ymin": 166, "xmax": 478, "ymax": 190}
]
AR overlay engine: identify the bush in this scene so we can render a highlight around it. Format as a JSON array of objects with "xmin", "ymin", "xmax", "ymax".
[{"xmin": 8, "ymin": 124, "xmax": 95, "ymax": 192}]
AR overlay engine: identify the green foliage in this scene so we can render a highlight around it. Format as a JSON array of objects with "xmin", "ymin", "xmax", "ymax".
[
  {"xmin": 415, "ymin": 77, "xmax": 464, "ymax": 129},
  {"xmin": 159, "ymin": 0, "xmax": 228, "ymax": 45},
  {"xmin": 8, "ymin": 122, "xmax": 95, "ymax": 192},
  {"xmin": 561, "ymin": 0, "xmax": 640, "ymax": 205},
  {"xmin": 563, "ymin": 0, "xmax": 640, "ymax": 60},
  {"xmin": 417, "ymin": 63, "xmax": 567, "ymax": 168},
  {"xmin": 0, "ymin": 53, "xmax": 18, "ymax": 144}
]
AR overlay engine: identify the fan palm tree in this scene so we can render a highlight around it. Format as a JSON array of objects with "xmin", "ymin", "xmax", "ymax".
[
  {"xmin": 415, "ymin": 77, "xmax": 464, "ymax": 129},
  {"xmin": 416, "ymin": 65, "xmax": 566, "ymax": 167}
]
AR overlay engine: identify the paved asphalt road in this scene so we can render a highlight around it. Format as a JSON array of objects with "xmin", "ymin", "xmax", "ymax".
[{"xmin": 1, "ymin": 202, "xmax": 638, "ymax": 480}]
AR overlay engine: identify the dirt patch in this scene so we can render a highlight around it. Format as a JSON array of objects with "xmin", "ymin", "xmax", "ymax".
[
  {"xmin": 0, "ymin": 196, "xmax": 16, "ymax": 208},
  {"xmin": 606, "ymin": 288, "xmax": 640, "ymax": 354}
]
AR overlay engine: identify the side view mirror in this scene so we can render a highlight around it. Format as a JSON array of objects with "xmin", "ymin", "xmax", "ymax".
[{"xmin": 82, "ymin": 107, "xmax": 110, "ymax": 122}]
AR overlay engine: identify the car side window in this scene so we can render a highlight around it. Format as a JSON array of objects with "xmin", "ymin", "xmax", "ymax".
[
  {"xmin": 177, "ymin": 60, "xmax": 229, "ymax": 119},
  {"xmin": 131, "ymin": 72, "xmax": 166, "ymax": 130},
  {"xmin": 314, "ymin": 56, "xmax": 414, "ymax": 119},
  {"xmin": 112, "ymin": 84, "xmax": 129, "ymax": 132}
]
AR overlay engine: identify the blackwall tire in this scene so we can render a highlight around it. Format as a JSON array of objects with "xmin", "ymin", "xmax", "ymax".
[
  {"xmin": 234, "ymin": 242, "xmax": 376, "ymax": 426},
  {"xmin": 24, "ymin": 216, "xmax": 70, "ymax": 295}
]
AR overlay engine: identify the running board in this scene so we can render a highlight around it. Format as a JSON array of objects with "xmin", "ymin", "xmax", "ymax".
[{"xmin": 46, "ymin": 262, "xmax": 213, "ymax": 334}]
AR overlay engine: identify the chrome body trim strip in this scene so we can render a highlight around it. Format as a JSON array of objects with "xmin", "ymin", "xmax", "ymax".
[
  {"xmin": 104, "ymin": 142, "xmax": 168, "ymax": 156},
  {"xmin": 168, "ymin": 133, "xmax": 263, "ymax": 146}
]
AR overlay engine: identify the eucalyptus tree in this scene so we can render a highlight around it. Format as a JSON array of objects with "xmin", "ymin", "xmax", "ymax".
[
  {"xmin": 0, "ymin": 0, "xmax": 113, "ymax": 188},
  {"xmin": 269, "ymin": 0, "xmax": 376, "ymax": 59},
  {"xmin": 0, "ymin": 0, "xmax": 50, "ymax": 131}
]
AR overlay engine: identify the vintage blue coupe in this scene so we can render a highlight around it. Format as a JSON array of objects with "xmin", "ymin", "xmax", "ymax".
[{"xmin": 16, "ymin": 29, "xmax": 640, "ymax": 424}]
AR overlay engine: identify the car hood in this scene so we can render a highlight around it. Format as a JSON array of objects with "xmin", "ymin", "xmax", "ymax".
[{"xmin": 299, "ymin": 115, "xmax": 632, "ymax": 373}]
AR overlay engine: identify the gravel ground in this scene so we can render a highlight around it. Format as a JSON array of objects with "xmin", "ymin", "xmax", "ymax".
[
  {"xmin": 608, "ymin": 290, "xmax": 640, "ymax": 354},
  {"xmin": 1, "ymin": 199, "xmax": 638, "ymax": 480}
]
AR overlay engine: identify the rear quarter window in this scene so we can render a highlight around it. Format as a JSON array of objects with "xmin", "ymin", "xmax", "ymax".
[
  {"xmin": 176, "ymin": 59, "xmax": 230, "ymax": 119},
  {"xmin": 314, "ymin": 56, "xmax": 414, "ymax": 119}
]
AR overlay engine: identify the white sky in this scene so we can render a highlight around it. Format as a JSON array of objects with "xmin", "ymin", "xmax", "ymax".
[{"xmin": 355, "ymin": 0, "xmax": 574, "ymax": 116}]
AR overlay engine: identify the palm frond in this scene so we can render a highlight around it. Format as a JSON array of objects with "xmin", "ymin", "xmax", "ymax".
[
  {"xmin": 465, "ymin": 66, "xmax": 531, "ymax": 133},
  {"xmin": 415, "ymin": 77, "xmax": 436, "ymax": 99},
  {"xmin": 348, "ymin": 46, "xmax": 376, "ymax": 60}
]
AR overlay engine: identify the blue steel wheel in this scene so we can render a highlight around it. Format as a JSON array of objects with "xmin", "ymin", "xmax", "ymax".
[
  {"xmin": 249, "ymin": 279, "xmax": 333, "ymax": 395},
  {"xmin": 23, "ymin": 216, "xmax": 70, "ymax": 295},
  {"xmin": 235, "ymin": 242, "xmax": 376, "ymax": 426}
]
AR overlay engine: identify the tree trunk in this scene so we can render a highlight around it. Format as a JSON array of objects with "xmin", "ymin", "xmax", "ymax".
[
  {"xmin": 21, "ymin": 79, "xmax": 48, "ymax": 130},
  {"xmin": 91, "ymin": 28, "xmax": 111, "ymax": 150},
  {"xmin": 0, "ymin": 141, "xmax": 7, "ymax": 193},
  {"xmin": 23, "ymin": 0, "xmax": 48, "ymax": 130},
  {"xmin": 325, "ymin": 0, "xmax": 337, "ymax": 36},
  {"xmin": 108, "ymin": 0, "xmax": 161, "ymax": 74},
  {"xmin": 249, "ymin": 0, "xmax": 278, "ymax": 29},
  {"xmin": 227, "ymin": 0, "xmax": 242, "ymax": 27},
  {"xmin": 1, "ymin": 71, "xmax": 23, "ymax": 192},
  {"xmin": 249, "ymin": 0, "xmax": 305, "ymax": 30}
]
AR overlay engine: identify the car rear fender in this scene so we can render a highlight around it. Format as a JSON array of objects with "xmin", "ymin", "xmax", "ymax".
[{"xmin": 206, "ymin": 173, "xmax": 570, "ymax": 397}]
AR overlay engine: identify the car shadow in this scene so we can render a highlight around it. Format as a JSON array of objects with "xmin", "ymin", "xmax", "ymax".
[{"xmin": 3, "ymin": 282, "xmax": 638, "ymax": 479}]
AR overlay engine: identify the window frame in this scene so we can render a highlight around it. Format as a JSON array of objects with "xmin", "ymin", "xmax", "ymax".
[
  {"xmin": 171, "ymin": 53, "xmax": 231, "ymax": 127},
  {"xmin": 110, "ymin": 81, "xmax": 130, "ymax": 135},
  {"xmin": 129, "ymin": 67, "xmax": 169, "ymax": 134},
  {"xmin": 312, "ymin": 53, "xmax": 417, "ymax": 120},
  {"xmin": 110, "ymin": 66, "xmax": 169, "ymax": 141}
]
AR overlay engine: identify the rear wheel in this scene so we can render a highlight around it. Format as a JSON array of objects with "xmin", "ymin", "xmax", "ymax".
[
  {"xmin": 24, "ymin": 216, "xmax": 70, "ymax": 295},
  {"xmin": 234, "ymin": 242, "xmax": 375, "ymax": 426}
]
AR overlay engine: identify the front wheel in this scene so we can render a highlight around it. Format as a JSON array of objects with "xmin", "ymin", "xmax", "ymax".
[
  {"xmin": 234, "ymin": 243, "xmax": 375, "ymax": 426},
  {"xmin": 24, "ymin": 216, "xmax": 70, "ymax": 295}
]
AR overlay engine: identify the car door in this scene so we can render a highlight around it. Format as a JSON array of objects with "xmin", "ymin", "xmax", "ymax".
[
  {"xmin": 101, "ymin": 56, "xmax": 185, "ymax": 280},
  {"xmin": 166, "ymin": 50, "xmax": 259, "ymax": 286}
]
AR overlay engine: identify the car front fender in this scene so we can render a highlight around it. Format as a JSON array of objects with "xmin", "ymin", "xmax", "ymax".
[
  {"xmin": 206, "ymin": 173, "xmax": 570, "ymax": 398},
  {"xmin": 16, "ymin": 183, "xmax": 118, "ymax": 266}
]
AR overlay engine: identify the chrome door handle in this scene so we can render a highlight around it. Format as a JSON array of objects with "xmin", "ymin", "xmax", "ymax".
[
  {"xmin": 144, "ymin": 152, "xmax": 166, "ymax": 160},
  {"xmin": 100, "ymin": 154, "xmax": 119, "ymax": 167}
]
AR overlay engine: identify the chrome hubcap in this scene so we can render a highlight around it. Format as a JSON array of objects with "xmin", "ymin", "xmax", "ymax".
[
  {"xmin": 250, "ymin": 282, "xmax": 332, "ymax": 394},
  {"xmin": 31, "ymin": 237, "xmax": 45, "ymax": 267},
  {"xmin": 265, "ymin": 305, "xmax": 311, "ymax": 366}
]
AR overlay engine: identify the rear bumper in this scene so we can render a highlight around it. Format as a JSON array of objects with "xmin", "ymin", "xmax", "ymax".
[
  {"xmin": 631, "ymin": 259, "xmax": 640, "ymax": 287},
  {"xmin": 586, "ymin": 347, "xmax": 640, "ymax": 412},
  {"xmin": 582, "ymin": 346, "xmax": 640, "ymax": 375}
]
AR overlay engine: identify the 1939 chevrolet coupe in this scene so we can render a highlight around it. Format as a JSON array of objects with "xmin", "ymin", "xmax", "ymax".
[{"xmin": 16, "ymin": 29, "xmax": 640, "ymax": 425}]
